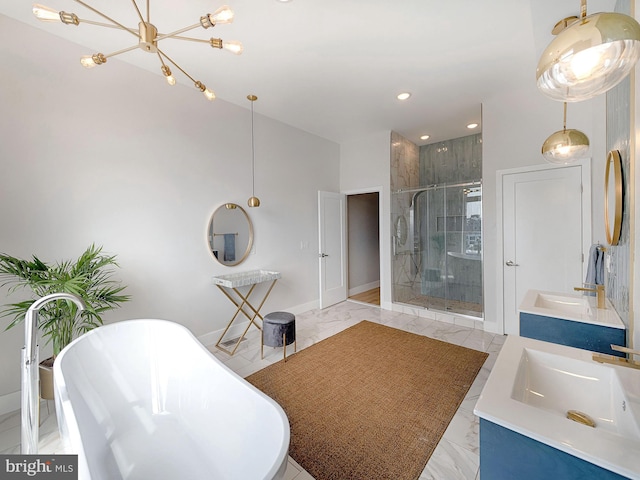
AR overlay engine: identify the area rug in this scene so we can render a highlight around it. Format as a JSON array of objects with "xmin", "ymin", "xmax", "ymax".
[{"xmin": 246, "ymin": 320, "xmax": 488, "ymax": 480}]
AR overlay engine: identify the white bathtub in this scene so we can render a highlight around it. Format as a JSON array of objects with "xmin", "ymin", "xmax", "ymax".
[{"xmin": 53, "ymin": 319, "xmax": 290, "ymax": 480}]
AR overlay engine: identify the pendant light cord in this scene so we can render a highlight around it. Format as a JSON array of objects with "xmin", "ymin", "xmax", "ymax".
[
  {"xmin": 251, "ymin": 99, "xmax": 255, "ymax": 197},
  {"xmin": 563, "ymin": 102, "xmax": 567, "ymax": 132},
  {"xmin": 580, "ymin": 0, "xmax": 587, "ymax": 19}
]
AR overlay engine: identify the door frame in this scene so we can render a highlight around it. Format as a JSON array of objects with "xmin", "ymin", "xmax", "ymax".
[
  {"xmin": 495, "ymin": 160, "xmax": 592, "ymax": 335},
  {"xmin": 343, "ymin": 186, "xmax": 385, "ymax": 307}
]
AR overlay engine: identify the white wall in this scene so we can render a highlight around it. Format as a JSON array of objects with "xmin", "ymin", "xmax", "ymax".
[
  {"xmin": 340, "ymin": 131, "xmax": 391, "ymax": 308},
  {"xmin": 482, "ymin": 83, "xmax": 606, "ymax": 333},
  {"xmin": 0, "ymin": 16, "xmax": 339, "ymax": 403}
]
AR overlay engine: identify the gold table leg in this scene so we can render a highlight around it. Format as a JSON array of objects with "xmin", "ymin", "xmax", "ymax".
[{"xmin": 215, "ymin": 279, "xmax": 278, "ymax": 356}]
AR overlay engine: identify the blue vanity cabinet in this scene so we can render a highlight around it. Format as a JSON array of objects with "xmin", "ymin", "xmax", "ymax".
[
  {"xmin": 479, "ymin": 419, "xmax": 628, "ymax": 480},
  {"xmin": 519, "ymin": 312, "xmax": 625, "ymax": 357}
]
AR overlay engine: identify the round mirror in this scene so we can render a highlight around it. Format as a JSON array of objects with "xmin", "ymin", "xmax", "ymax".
[
  {"xmin": 604, "ymin": 150, "xmax": 623, "ymax": 246},
  {"xmin": 207, "ymin": 203, "xmax": 254, "ymax": 266},
  {"xmin": 395, "ymin": 215, "xmax": 408, "ymax": 246}
]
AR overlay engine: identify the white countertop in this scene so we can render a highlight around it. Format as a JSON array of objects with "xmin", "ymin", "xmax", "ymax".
[
  {"xmin": 212, "ymin": 270, "xmax": 281, "ymax": 288},
  {"xmin": 475, "ymin": 335, "xmax": 640, "ymax": 479},
  {"xmin": 519, "ymin": 289, "xmax": 625, "ymax": 329}
]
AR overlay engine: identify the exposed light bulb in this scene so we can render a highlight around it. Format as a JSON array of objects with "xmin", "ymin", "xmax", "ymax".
[
  {"xmin": 210, "ymin": 5, "xmax": 234, "ymax": 25},
  {"xmin": 161, "ymin": 65, "xmax": 176, "ymax": 86},
  {"xmin": 80, "ymin": 56, "xmax": 96, "ymax": 68},
  {"xmin": 33, "ymin": 4, "xmax": 60, "ymax": 21},
  {"xmin": 223, "ymin": 40, "xmax": 244, "ymax": 55},
  {"xmin": 203, "ymin": 87, "xmax": 216, "ymax": 101},
  {"xmin": 80, "ymin": 54, "xmax": 106, "ymax": 68}
]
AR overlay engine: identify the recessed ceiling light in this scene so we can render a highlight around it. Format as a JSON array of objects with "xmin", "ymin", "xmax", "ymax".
[
  {"xmin": 396, "ymin": 92, "xmax": 411, "ymax": 100},
  {"xmin": 420, "ymin": 135, "xmax": 430, "ymax": 140},
  {"xmin": 467, "ymin": 123, "xmax": 479, "ymax": 129}
]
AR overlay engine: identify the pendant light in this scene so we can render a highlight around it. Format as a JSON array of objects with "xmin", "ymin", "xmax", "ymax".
[
  {"xmin": 536, "ymin": 0, "xmax": 640, "ymax": 101},
  {"xmin": 247, "ymin": 95, "xmax": 260, "ymax": 208},
  {"xmin": 541, "ymin": 102, "xmax": 590, "ymax": 164}
]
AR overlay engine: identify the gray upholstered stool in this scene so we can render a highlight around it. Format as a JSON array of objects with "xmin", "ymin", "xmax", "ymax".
[{"xmin": 261, "ymin": 311, "xmax": 296, "ymax": 361}]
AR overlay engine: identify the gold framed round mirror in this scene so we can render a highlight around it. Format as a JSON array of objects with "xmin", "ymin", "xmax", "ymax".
[
  {"xmin": 206, "ymin": 203, "xmax": 254, "ymax": 266},
  {"xmin": 604, "ymin": 150, "xmax": 623, "ymax": 246}
]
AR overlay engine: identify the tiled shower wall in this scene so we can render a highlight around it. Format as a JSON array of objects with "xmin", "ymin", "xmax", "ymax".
[
  {"xmin": 604, "ymin": 0, "xmax": 632, "ymax": 328},
  {"xmin": 390, "ymin": 132, "xmax": 419, "ymax": 304},
  {"xmin": 419, "ymin": 134, "xmax": 483, "ymax": 185}
]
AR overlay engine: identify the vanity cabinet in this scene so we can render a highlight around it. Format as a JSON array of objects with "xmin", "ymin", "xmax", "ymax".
[
  {"xmin": 519, "ymin": 312, "xmax": 626, "ymax": 357},
  {"xmin": 480, "ymin": 419, "xmax": 628, "ymax": 480}
]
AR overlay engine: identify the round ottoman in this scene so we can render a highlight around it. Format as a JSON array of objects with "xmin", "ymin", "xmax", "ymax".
[{"xmin": 261, "ymin": 311, "xmax": 296, "ymax": 361}]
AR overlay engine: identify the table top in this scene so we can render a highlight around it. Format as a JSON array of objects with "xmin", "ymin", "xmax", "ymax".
[{"xmin": 212, "ymin": 269, "xmax": 281, "ymax": 288}]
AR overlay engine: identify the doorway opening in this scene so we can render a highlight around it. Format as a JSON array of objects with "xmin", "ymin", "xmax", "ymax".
[{"xmin": 347, "ymin": 192, "xmax": 380, "ymax": 306}]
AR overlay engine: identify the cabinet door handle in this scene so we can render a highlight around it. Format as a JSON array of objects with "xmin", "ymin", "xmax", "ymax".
[
  {"xmin": 319, "ymin": 253, "xmax": 329, "ymax": 258},
  {"xmin": 506, "ymin": 260, "xmax": 519, "ymax": 267}
]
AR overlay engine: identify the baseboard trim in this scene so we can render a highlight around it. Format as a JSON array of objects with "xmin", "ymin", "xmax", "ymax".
[
  {"xmin": 0, "ymin": 390, "xmax": 20, "ymax": 416},
  {"xmin": 348, "ymin": 281, "xmax": 380, "ymax": 297}
]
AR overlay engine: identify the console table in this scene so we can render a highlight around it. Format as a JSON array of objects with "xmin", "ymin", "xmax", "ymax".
[{"xmin": 212, "ymin": 270, "xmax": 281, "ymax": 355}]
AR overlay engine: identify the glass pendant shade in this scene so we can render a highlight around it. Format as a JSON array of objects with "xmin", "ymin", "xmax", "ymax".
[
  {"xmin": 542, "ymin": 129, "xmax": 590, "ymax": 164},
  {"xmin": 537, "ymin": 12, "xmax": 640, "ymax": 101}
]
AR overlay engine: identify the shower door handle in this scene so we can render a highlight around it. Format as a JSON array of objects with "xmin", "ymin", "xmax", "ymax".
[{"xmin": 505, "ymin": 260, "xmax": 519, "ymax": 267}]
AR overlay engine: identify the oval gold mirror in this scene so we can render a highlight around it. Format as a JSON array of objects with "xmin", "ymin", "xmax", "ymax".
[
  {"xmin": 207, "ymin": 203, "xmax": 254, "ymax": 266},
  {"xmin": 604, "ymin": 150, "xmax": 623, "ymax": 246}
]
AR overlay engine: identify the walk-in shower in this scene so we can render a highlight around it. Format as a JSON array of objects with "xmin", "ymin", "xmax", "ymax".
[{"xmin": 392, "ymin": 181, "xmax": 483, "ymax": 317}]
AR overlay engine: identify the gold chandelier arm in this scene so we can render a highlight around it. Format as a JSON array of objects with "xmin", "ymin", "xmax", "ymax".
[
  {"xmin": 155, "ymin": 23, "xmax": 203, "ymax": 42},
  {"xmin": 164, "ymin": 35, "xmax": 210, "ymax": 44},
  {"xmin": 73, "ymin": 0, "xmax": 138, "ymax": 38},
  {"xmin": 78, "ymin": 18, "xmax": 137, "ymax": 34},
  {"xmin": 102, "ymin": 43, "xmax": 141, "ymax": 60},
  {"xmin": 157, "ymin": 48, "xmax": 197, "ymax": 84},
  {"xmin": 130, "ymin": 0, "xmax": 145, "ymax": 25}
]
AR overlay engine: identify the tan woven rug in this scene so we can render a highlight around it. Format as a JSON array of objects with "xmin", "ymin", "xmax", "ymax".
[{"xmin": 246, "ymin": 320, "xmax": 488, "ymax": 480}]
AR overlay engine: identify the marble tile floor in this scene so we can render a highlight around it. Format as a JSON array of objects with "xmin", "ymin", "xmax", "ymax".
[{"xmin": 0, "ymin": 300, "xmax": 505, "ymax": 480}]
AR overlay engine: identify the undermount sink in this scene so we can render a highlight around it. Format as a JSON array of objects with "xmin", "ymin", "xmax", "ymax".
[
  {"xmin": 519, "ymin": 289, "xmax": 623, "ymax": 328},
  {"xmin": 475, "ymin": 335, "xmax": 640, "ymax": 479},
  {"xmin": 533, "ymin": 292, "xmax": 592, "ymax": 316},
  {"xmin": 511, "ymin": 347, "xmax": 640, "ymax": 440}
]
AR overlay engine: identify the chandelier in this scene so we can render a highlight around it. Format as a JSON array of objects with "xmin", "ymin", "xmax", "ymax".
[{"xmin": 32, "ymin": 2, "xmax": 243, "ymax": 102}]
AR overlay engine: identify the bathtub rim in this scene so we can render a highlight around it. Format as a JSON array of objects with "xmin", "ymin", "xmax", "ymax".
[{"xmin": 54, "ymin": 318, "xmax": 290, "ymax": 480}]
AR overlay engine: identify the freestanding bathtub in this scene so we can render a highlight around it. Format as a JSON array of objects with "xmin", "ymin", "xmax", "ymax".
[{"xmin": 53, "ymin": 319, "xmax": 290, "ymax": 480}]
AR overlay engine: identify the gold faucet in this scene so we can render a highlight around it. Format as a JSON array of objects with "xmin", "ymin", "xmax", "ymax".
[
  {"xmin": 574, "ymin": 283, "xmax": 605, "ymax": 309},
  {"xmin": 593, "ymin": 345, "xmax": 640, "ymax": 370}
]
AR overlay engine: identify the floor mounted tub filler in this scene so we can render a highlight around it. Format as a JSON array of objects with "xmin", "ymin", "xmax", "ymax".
[{"xmin": 53, "ymin": 319, "xmax": 290, "ymax": 480}]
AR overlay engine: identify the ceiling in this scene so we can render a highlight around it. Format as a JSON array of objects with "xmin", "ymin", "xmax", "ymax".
[{"xmin": 0, "ymin": 0, "xmax": 616, "ymax": 145}]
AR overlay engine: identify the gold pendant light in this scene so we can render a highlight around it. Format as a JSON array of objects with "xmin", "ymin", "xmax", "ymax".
[
  {"xmin": 537, "ymin": 0, "xmax": 640, "ymax": 101},
  {"xmin": 247, "ymin": 95, "xmax": 260, "ymax": 208},
  {"xmin": 541, "ymin": 102, "xmax": 590, "ymax": 164}
]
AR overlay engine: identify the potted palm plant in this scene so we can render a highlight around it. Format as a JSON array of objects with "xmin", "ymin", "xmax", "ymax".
[{"xmin": 0, "ymin": 244, "xmax": 130, "ymax": 399}]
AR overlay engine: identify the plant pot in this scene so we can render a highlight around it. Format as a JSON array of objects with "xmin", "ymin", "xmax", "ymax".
[{"xmin": 39, "ymin": 357, "xmax": 55, "ymax": 400}]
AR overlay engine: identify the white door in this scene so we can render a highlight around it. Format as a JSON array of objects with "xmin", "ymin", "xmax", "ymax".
[
  {"xmin": 502, "ymin": 165, "xmax": 586, "ymax": 335},
  {"xmin": 318, "ymin": 191, "xmax": 347, "ymax": 309}
]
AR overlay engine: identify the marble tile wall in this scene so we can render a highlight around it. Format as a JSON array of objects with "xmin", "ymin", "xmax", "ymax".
[
  {"xmin": 605, "ymin": 0, "xmax": 631, "ymax": 328},
  {"xmin": 391, "ymin": 132, "xmax": 420, "ymax": 304},
  {"xmin": 419, "ymin": 134, "xmax": 482, "ymax": 186}
]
